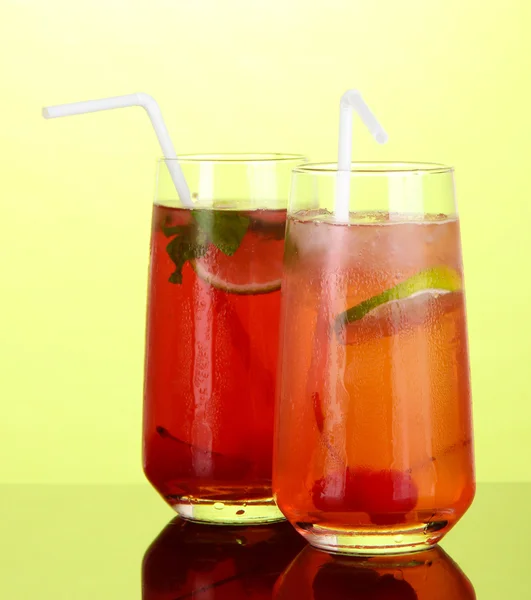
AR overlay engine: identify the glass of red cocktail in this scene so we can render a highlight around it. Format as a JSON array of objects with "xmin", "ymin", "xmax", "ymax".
[{"xmin": 144, "ymin": 154, "xmax": 305, "ymax": 524}]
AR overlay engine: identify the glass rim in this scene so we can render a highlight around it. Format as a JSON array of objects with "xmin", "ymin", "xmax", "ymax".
[
  {"xmin": 158, "ymin": 153, "xmax": 307, "ymax": 164},
  {"xmin": 293, "ymin": 161, "xmax": 454, "ymax": 176}
]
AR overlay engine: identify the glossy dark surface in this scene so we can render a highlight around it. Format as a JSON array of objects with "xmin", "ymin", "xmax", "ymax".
[{"xmin": 0, "ymin": 483, "xmax": 526, "ymax": 598}]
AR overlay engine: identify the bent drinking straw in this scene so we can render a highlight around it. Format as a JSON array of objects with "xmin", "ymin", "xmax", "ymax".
[
  {"xmin": 335, "ymin": 89, "xmax": 388, "ymax": 222},
  {"xmin": 43, "ymin": 93, "xmax": 192, "ymax": 207}
]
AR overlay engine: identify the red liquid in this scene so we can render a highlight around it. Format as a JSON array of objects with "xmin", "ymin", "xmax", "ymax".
[
  {"xmin": 142, "ymin": 519, "xmax": 306, "ymax": 600},
  {"xmin": 143, "ymin": 205, "xmax": 285, "ymax": 508}
]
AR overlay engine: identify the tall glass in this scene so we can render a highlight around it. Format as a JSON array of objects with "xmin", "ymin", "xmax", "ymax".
[
  {"xmin": 143, "ymin": 154, "xmax": 305, "ymax": 524},
  {"xmin": 274, "ymin": 162, "xmax": 475, "ymax": 553}
]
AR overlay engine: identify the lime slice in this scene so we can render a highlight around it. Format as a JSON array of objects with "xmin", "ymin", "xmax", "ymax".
[
  {"xmin": 191, "ymin": 228, "xmax": 283, "ymax": 295},
  {"xmin": 335, "ymin": 266, "xmax": 462, "ymax": 344}
]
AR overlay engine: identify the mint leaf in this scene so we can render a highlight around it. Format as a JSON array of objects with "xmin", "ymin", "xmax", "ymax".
[
  {"xmin": 192, "ymin": 210, "xmax": 250, "ymax": 256},
  {"xmin": 165, "ymin": 228, "xmax": 208, "ymax": 284},
  {"xmin": 163, "ymin": 209, "xmax": 250, "ymax": 285},
  {"xmin": 161, "ymin": 222, "xmax": 187, "ymax": 238}
]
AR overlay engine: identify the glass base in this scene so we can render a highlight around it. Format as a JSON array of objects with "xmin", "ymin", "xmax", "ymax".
[
  {"xmin": 295, "ymin": 521, "xmax": 448, "ymax": 555},
  {"xmin": 171, "ymin": 497, "xmax": 286, "ymax": 525}
]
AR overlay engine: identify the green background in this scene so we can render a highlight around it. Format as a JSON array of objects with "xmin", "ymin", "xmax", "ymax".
[
  {"xmin": 1, "ymin": 0, "xmax": 529, "ymax": 484},
  {"xmin": 0, "ymin": 483, "xmax": 526, "ymax": 597}
]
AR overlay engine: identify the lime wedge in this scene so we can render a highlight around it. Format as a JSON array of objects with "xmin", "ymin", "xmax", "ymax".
[
  {"xmin": 335, "ymin": 266, "xmax": 463, "ymax": 344},
  {"xmin": 190, "ymin": 227, "xmax": 283, "ymax": 295},
  {"xmin": 191, "ymin": 258, "xmax": 281, "ymax": 294}
]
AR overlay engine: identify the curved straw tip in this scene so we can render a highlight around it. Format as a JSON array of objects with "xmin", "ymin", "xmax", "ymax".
[
  {"xmin": 340, "ymin": 89, "xmax": 361, "ymax": 106},
  {"xmin": 375, "ymin": 130, "xmax": 388, "ymax": 144}
]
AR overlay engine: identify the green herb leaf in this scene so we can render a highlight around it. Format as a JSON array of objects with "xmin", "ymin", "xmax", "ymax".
[
  {"xmin": 161, "ymin": 222, "xmax": 187, "ymax": 238},
  {"xmin": 192, "ymin": 210, "xmax": 250, "ymax": 256},
  {"xmin": 163, "ymin": 209, "xmax": 250, "ymax": 284},
  {"xmin": 165, "ymin": 229, "xmax": 208, "ymax": 284}
]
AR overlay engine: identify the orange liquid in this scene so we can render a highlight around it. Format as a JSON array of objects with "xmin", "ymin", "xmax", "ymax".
[{"xmin": 274, "ymin": 213, "xmax": 475, "ymax": 540}]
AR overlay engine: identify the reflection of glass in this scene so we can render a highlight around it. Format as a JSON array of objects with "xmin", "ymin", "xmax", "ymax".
[
  {"xmin": 274, "ymin": 545, "xmax": 475, "ymax": 600},
  {"xmin": 143, "ymin": 154, "xmax": 305, "ymax": 524},
  {"xmin": 142, "ymin": 517, "xmax": 306, "ymax": 599},
  {"xmin": 274, "ymin": 163, "xmax": 475, "ymax": 553}
]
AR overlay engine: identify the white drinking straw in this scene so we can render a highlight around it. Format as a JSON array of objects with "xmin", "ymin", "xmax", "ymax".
[
  {"xmin": 335, "ymin": 90, "xmax": 388, "ymax": 222},
  {"xmin": 43, "ymin": 93, "xmax": 192, "ymax": 207}
]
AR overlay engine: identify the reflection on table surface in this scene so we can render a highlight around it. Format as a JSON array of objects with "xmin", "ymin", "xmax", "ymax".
[
  {"xmin": 0, "ymin": 483, "xmax": 528, "ymax": 598},
  {"xmin": 142, "ymin": 518, "xmax": 305, "ymax": 599},
  {"xmin": 143, "ymin": 519, "xmax": 474, "ymax": 599},
  {"xmin": 274, "ymin": 545, "xmax": 474, "ymax": 600}
]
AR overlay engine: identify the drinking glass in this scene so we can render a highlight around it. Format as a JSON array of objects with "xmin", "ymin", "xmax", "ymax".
[
  {"xmin": 274, "ymin": 162, "xmax": 475, "ymax": 553},
  {"xmin": 143, "ymin": 153, "xmax": 305, "ymax": 524}
]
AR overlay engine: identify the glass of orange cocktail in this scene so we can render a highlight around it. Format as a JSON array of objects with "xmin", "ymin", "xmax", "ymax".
[{"xmin": 274, "ymin": 161, "xmax": 475, "ymax": 554}]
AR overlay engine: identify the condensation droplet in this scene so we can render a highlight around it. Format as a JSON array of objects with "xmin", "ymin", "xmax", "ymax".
[
  {"xmin": 213, "ymin": 502, "xmax": 225, "ymax": 510},
  {"xmin": 394, "ymin": 534, "xmax": 404, "ymax": 544}
]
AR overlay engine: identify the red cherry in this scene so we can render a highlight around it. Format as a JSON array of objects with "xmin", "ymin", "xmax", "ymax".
[
  {"xmin": 311, "ymin": 468, "xmax": 418, "ymax": 524},
  {"xmin": 352, "ymin": 468, "xmax": 418, "ymax": 525}
]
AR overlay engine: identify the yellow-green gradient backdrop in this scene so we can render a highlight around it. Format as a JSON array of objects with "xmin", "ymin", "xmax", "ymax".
[{"xmin": 1, "ymin": 0, "xmax": 529, "ymax": 483}]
